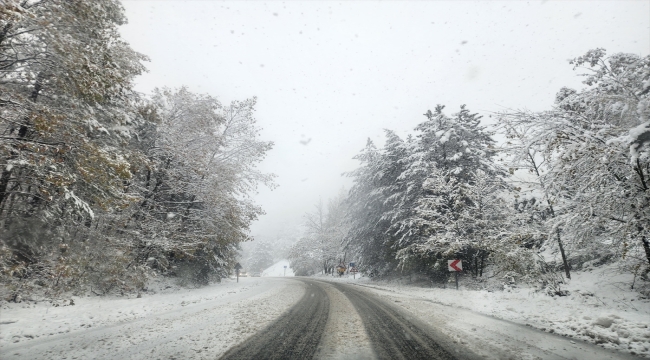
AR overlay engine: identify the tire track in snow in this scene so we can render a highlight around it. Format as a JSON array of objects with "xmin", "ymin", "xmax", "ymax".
[
  {"xmin": 221, "ymin": 279, "xmax": 478, "ymax": 360},
  {"xmin": 327, "ymin": 281, "xmax": 478, "ymax": 360},
  {"xmin": 220, "ymin": 279, "xmax": 330, "ymax": 360}
]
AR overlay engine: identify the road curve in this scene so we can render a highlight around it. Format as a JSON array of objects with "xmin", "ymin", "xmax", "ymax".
[
  {"xmin": 221, "ymin": 279, "xmax": 474, "ymax": 360},
  {"xmin": 220, "ymin": 279, "xmax": 330, "ymax": 360},
  {"xmin": 332, "ymin": 283, "xmax": 468, "ymax": 360},
  {"xmin": 327, "ymin": 281, "xmax": 466, "ymax": 360}
]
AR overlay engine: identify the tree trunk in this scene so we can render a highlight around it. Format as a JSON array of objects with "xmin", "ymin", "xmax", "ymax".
[
  {"xmin": 556, "ymin": 229, "xmax": 571, "ymax": 279},
  {"xmin": 0, "ymin": 23, "xmax": 12, "ymax": 46},
  {"xmin": 528, "ymin": 151, "xmax": 571, "ymax": 280},
  {"xmin": 0, "ymin": 168, "xmax": 12, "ymax": 208},
  {"xmin": 0, "ymin": 82, "xmax": 41, "ymax": 210},
  {"xmin": 642, "ymin": 236, "xmax": 650, "ymax": 266}
]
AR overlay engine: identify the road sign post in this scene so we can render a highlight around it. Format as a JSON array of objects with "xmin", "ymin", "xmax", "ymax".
[
  {"xmin": 448, "ymin": 260, "xmax": 462, "ymax": 290},
  {"xmin": 349, "ymin": 262, "xmax": 357, "ymax": 279}
]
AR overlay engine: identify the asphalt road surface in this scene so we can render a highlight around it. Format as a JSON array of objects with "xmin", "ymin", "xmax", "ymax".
[
  {"xmin": 221, "ymin": 280, "xmax": 330, "ymax": 359},
  {"xmin": 328, "ymin": 281, "xmax": 464, "ymax": 360},
  {"xmin": 222, "ymin": 279, "xmax": 473, "ymax": 360}
]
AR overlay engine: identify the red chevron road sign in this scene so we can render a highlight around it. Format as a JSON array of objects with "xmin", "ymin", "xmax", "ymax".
[{"xmin": 448, "ymin": 259, "xmax": 462, "ymax": 272}]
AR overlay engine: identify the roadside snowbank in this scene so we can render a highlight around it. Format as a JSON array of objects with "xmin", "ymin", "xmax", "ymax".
[{"xmin": 262, "ymin": 259, "xmax": 294, "ymax": 277}]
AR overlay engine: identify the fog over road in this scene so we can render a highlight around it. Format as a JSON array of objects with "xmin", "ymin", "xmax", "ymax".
[{"xmin": 1, "ymin": 277, "xmax": 638, "ymax": 360}]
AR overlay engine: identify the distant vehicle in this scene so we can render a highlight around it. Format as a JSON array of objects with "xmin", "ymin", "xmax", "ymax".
[
  {"xmin": 252, "ymin": 272, "xmax": 261, "ymax": 277},
  {"xmin": 336, "ymin": 264, "xmax": 346, "ymax": 276},
  {"xmin": 239, "ymin": 271, "xmax": 249, "ymax": 277}
]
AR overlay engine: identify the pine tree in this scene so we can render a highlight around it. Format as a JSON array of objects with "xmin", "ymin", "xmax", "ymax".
[{"xmin": 389, "ymin": 105, "xmax": 503, "ymax": 275}]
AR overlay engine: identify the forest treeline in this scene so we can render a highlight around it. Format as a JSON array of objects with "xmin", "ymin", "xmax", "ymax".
[
  {"xmin": 3, "ymin": 0, "xmax": 650, "ymax": 300},
  {"xmin": 289, "ymin": 49, "xmax": 650, "ymax": 295},
  {"xmin": 0, "ymin": 0, "xmax": 273, "ymax": 299}
]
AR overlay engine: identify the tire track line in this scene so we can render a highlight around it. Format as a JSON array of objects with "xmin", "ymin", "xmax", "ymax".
[
  {"xmin": 328, "ymin": 281, "xmax": 472, "ymax": 360},
  {"xmin": 220, "ymin": 279, "xmax": 329, "ymax": 360}
]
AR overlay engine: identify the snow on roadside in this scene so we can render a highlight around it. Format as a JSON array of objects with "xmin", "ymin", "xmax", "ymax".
[
  {"xmin": 324, "ymin": 266, "xmax": 650, "ymax": 358},
  {"xmin": 0, "ymin": 277, "xmax": 304, "ymax": 359},
  {"xmin": 262, "ymin": 259, "xmax": 294, "ymax": 277},
  {"xmin": 0, "ymin": 277, "xmax": 244, "ymax": 345}
]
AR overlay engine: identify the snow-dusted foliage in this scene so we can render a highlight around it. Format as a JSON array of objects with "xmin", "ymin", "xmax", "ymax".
[
  {"xmin": 0, "ymin": 0, "xmax": 148, "ymax": 298},
  {"xmin": 343, "ymin": 49, "xmax": 650, "ymax": 293},
  {"xmin": 391, "ymin": 106, "xmax": 505, "ymax": 275},
  {"xmin": 498, "ymin": 49, "xmax": 650, "ymax": 290},
  {"xmin": 125, "ymin": 88, "xmax": 274, "ymax": 285},
  {"xmin": 289, "ymin": 191, "xmax": 349, "ymax": 276},
  {"xmin": 0, "ymin": 1, "xmax": 273, "ymax": 299},
  {"xmin": 344, "ymin": 106, "xmax": 509, "ymax": 281},
  {"xmin": 343, "ymin": 136, "xmax": 403, "ymax": 276},
  {"xmin": 245, "ymin": 241, "xmax": 274, "ymax": 274}
]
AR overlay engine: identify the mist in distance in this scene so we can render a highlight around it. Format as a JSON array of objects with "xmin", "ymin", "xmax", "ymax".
[{"xmin": 119, "ymin": 0, "xmax": 649, "ymax": 240}]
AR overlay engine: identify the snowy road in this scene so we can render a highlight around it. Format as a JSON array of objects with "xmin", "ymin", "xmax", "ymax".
[
  {"xmin": 221, "ymin": 280, "xmax": 330, "ymax": 359},
  {"xmin": 324, "ymin": 280, "xmax": 466, "ymax": 360},
  {"xmin": 0, "ymin": 277, "xmax": 641, "ymax": 359},
  {"xmin": 224, "ymin": 279, "xmax": 639, "ymax": 359},
  {"xmin": 222, "ymin": 279, "xmax": 471, "ymax": 359},
  {"xmin": 335, "ymin": 280, "xmax": 641, "ymax": 360},
  {"xmin": 0, "ymin": 278, "xmax": 305, "ymax": 359}
]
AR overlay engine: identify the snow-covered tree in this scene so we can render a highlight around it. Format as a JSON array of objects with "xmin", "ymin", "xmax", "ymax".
[
  {"xmin": 0, "ymin": 0, "xmax": 147, "ymax": 220},
  {"xmin": 246, "ymin": 241, "xmax": 274, "ymax": 273},
  {"xmin": 289, "ymin": 191, "xmax": 349, "ymax": 275},
  {"xmin": 344, "ymin": 136, "xmax": 402, "ymax": 275},
  {"xmin": 0, "ymin": 2, "xmax": 275, "ymax": 297},
  {"xmin": 387, "ymin": 105, "xmax": 503, "ymax": 275},
  {"xmin": 498, "ymin": 111, "xmax": 573, "ymax": 279},
  {"xmin": 344, "ymin": 106, "xmax": 506, "ymax": 280},
  {"xmin": 287, "ymin": 236, "xmax": 322, "ymax": 276},
  {"xmin": 405, "ymin": 168, "xmax": 509, "ymax": 276},
  {"xmin": 498, "ymin": 49, "xmax": 650, "ymax": 281},
  {"xmin": 0, "ymin": 0, "xmax": 148, "ymax": 297},
  {"xmin": 126, "ymin": 88, "xmax": 274, "ymax": 284}
]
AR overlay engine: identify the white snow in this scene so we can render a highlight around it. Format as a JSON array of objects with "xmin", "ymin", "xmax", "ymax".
[
  {"xmin": 0, "ymin": 277, "xmax": 304, "ymax": 359},
  {"xmin": 2, "ymin": 267, "xmax": 647, "ymax": 359},
  {"xmin": 262, "ymin": 259, "xmax": 294, "ymax": 277},
  {"xmin": 625, "ymin": 120, "xmax": 650, "ymax": 160},
  {"xmin": 439, "ymin": 129, "xmax": 453, "ymax": 144},
  {"xmin": 316, "ymin": 281, "xmax": 374, "ymax": 359}
]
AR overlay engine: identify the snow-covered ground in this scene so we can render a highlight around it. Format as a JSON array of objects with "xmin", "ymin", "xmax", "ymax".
[
  {"xmin": 0, "ymin": 277, "xmax": 303, "ymax": 359},
  {"xmin": 262, "ymin": 259, "xmax": 294, "ymax": 277},
  {"xmin": 1, "ymin": 266, "xmax": 647, "ymax": 359},
  {"xmin": 322, "ymin": 266, "xmax": 650, "ymax": 358}
]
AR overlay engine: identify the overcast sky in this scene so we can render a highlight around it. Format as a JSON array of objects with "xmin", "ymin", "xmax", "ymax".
[{"xmin": 119, "ymin": 0, "xmax": 649, "ymax": 240}]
